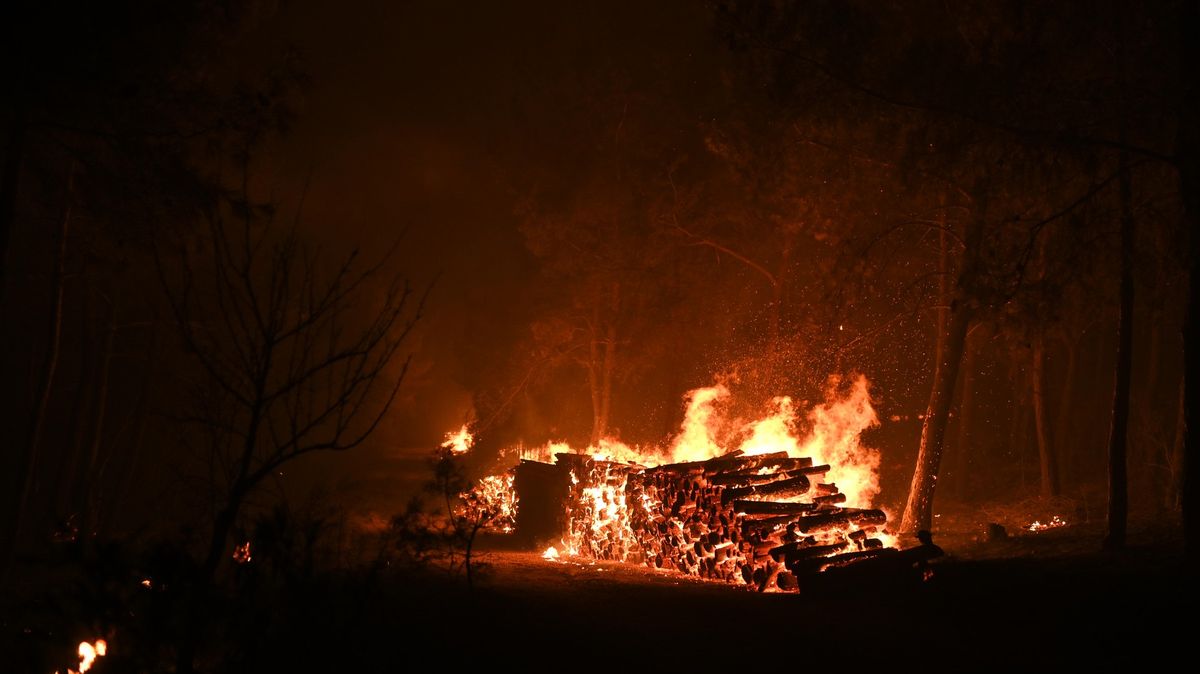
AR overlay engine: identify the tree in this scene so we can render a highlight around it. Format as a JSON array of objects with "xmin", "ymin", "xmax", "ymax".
[
  {"xmin": 157, "ymin": 190, "xmax": 423, "ymax": 671},
  {"xmin": 1, "ymin": 0, "xmax": 298, "ymax": 583}
]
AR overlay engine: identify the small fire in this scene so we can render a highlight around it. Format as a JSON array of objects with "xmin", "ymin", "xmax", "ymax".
[
  {"xmin": 1027, "ymin": 515, "xmax": 1067, "ymax": 532},
  {"xmin": 232, "ymin": 541, "xmax": 252, "ymax": 563},
  {"xmin": 542, "ymin": 546, "xmax": 559, "ymax": 560},
  {"xmin": 442, "ymin": 424, "xmax": 474, "ymax": 454},
  {"xmin": 56, "ymin": 639, "xmax": 107, "ymax": 674}
]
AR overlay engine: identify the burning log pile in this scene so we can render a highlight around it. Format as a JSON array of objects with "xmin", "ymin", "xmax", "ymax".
[{"xmin": 520, "ymin": 447, "xmax": 896, "ymax": 591}]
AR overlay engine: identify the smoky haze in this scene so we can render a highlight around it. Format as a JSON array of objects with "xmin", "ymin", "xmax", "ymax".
[{"xmin": 260, "ymin": 0, "xmax": 774, "ymax": 509}]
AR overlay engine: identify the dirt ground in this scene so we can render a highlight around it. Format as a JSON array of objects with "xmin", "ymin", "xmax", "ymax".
[
  {"xmin": 3, "ymin": 515, "xmax": 1191, "ymax": 672},
  {"xmin": 419, "ymin": 519, "xmax": 1193, "ymax": 669}
]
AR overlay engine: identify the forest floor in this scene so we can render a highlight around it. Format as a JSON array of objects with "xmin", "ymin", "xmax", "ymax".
[
  {"xmin": 390, "ymin": 513, "xmax": 1192, "ymax": 670},
  {"xmin": 3, "ymin": 510, "xmax": 1192, "ymax": 672}
]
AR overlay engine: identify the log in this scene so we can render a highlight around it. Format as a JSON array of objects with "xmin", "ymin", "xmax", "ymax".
[
  {"xmin": 813, "ymin": 493, "xmax": 847, "ymax": 505},
  {"xmin": 732, "ymin": 501, "xmax": 817, "ymax": 516},
  {"xmin": 705, "ymin": 466, "xmax": 824, "ymax": 487},
  {"xmin": 720, "ymin": 475, "xmax": 811, "ymax": 503},
  {"xmin": 768, "ymin": 541, "xmax": 848, "ymax": 562},
  {"xmin": 793, "ymin": 509, "xmax": 887, "ymax": 533},
  {"xmin": 788, "ymin": 547, "xmax": 900, "ymax": 574},
  {"xmin": 820, "ymin": 546, "xmax": 900, "ymax": 569},
  {"xmin": 740, "ymin": 515, "xmax": 795, "ymax": 532},
  {"xmin": 645, "ymin": 452, "xmax": 788, "ymax": 475}
]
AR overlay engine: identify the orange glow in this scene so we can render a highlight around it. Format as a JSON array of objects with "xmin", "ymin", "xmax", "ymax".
[
  {"xmin": 469, "ymin": 374, "xmax": 893, "ymax": 588},
  {"xmin": 460, "ymin": 472, "xmax": 517, "ymax": 532},
  {"xmin": 668, "ymin": 384, "xmax": 730, "ymax": 463},
  {"xmin": 441, "ymin": 424, "xmax": 474, "ymax": 454},
  {"xmin": 799, "ymin": 375, "xmax": 880, "ymax": 508},
  {"xmin": 232, "ymin": 541, "xmax": 251, "ymax": 563},
  {"xmin": 1027, "ymin": 515, "xmax": 1067, "ymax": 532},
  {"xmin": 59, "ymin": 639, "xmax": 107, "ymax": 674}
]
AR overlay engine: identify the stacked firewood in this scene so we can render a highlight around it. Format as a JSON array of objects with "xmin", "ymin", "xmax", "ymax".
[{"xmin": 545, "ymin": 450, "xmax": 893, "ymax": 591}]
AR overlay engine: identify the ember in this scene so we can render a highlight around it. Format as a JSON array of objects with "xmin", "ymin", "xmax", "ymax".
[
  {"xmin": 459, "ymin": 472, "xmax": 518, "ymax": 532},
  {"xmin": 232, "ymin": 541, "xmax": 252, "ymax": 563},
  {"xmin": 1027, "ymin": 516, "xmax": 1068, "ymax": 533}
]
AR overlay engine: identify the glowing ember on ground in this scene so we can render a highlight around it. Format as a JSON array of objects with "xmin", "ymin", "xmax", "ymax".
[
  {"xmin": 232, "ymin": 541, "xmax": 252, "ymax": 563},
  {"xmin": 441, "ymin": 424, "xmax": 474, "ymax": 454},
  {"xmin": 542, "ymin": 546, "xmax": 559, "ymax": 560},
  {"xmin": 1027, "ymin": 515, "xmax": 1067, "ymax": 532}
]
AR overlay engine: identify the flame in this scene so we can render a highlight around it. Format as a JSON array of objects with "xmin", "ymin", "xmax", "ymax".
[
  {"xmin": 800, "ymin": 376, "xmax": 880, "ymax": 508},
  {"xmin": 668, "ymin": 384, "xmax": 730, "ymax": 463},
  {"xmin": 459, "ymin": 472, "xmax": 517, "ymax": 532},
  {"xmin": 441, "ymin": 424, "xmax": 474, "ymax": 454},
  {"xmin": 738, "ymin": 396, "xmax": 800, "ymax": 457},
  {"xmin": 58, "ymin": 639, "xmax": 107, "ymax": 674},
  {"xmin": 470, "ymin": 373, "xmax": 892, "ymax": 587}
]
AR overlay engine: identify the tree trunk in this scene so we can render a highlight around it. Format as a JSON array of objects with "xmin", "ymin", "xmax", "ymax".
[
  {"xmin": 59, "ymin": 290, "xmax": 96, "ymax": 522},
  {"xmin": 1032, "ymin": 332, "xmax": 1060, "ymax": 497},
  {"xmin": 901, "ymin": 184, "xmax": 986, "ymax": 533},
  {"xmin": 1169, "ymin": 376, "xmax": 1186, "ymax": 510},
  {"xmin": 1054, "ymin": 336, "xmax": 1078, "ymax": 490},
  {"xmin": 81, "ymin": 306, "xmax": 116, "ymax": 542},
  {"xmin": 587, "ymin": 307, "xmax": 603, "ymax": 443},
  {"xmin": 1104, "ymin": 148, "xmax": 1135, "ymax": 551},
  {"xmin": 901, "ymin": 303, "xmax": 972, "ymax": 532},
  {"xmin": 1177, "ymin": 0, "xmax": 1200, "ymax": 558},
  {"xmin": 7, "ymin": 166, "xmax": 73, "ymax": 572},
  {"xmin": 590, "ymin": 282, "xmax": 619, "ymax": 444}
]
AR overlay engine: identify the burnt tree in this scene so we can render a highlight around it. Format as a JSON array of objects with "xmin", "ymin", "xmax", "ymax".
[{"xmin": 158, "ymin": 192, "xmax": 423, "ymax": 672}]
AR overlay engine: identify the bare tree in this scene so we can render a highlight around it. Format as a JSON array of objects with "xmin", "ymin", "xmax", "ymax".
[{"xmin": 157, "ymin": 192, "xmax": 424, "ymax": 671}]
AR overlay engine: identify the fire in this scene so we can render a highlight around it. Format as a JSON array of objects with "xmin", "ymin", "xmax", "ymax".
[
  {"xmin": 467, "ymin": 373, "xmax": 895, "ymax": 590},
  {"xmin": 56, "ymin": 639, "xmax": 107, "ymax": 674},
  {"xmin": 441, "ymin": 424, "xmax": 474, "ymax": 454},
  {"xmin": 459, "ymin": 472, "xmax": 517, "ymax": 532},
  {"xmin": 668, "ymin": 384, "xmax": 730, "ymax": 463},
  {"xmin": 1027, "ymin": 515, "xmax": 1067, "ymax": 532},
  {"xmin": 232, "ymin": 541, "xmax": 251, "ymax": 563},
  {"xmin": 799, "ymin": 376, "xmax": 880, "ymax": 508}
]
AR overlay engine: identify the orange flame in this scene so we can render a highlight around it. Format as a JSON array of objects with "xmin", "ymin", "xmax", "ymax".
[
  {"xmin": 441, "ymin": 424, "xmax": 474, "ymax": 454},
  {"xmin": 800, "ymin": 375, "xmax": 880, "ymax": 508},
  {"xmin": 459, "ymin": 473, "xmax": 517, "ymax": 532},
  {"xmin": 668, "ymin": 384, "xmax": 730, "ymax": 463},
  {"xmin": 474, "ymin": 373, "xmax": 892, "ymax": 576},
  {"xmin": 58, "ymin": 639, "xmax": 107, "ymax": 674}
]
